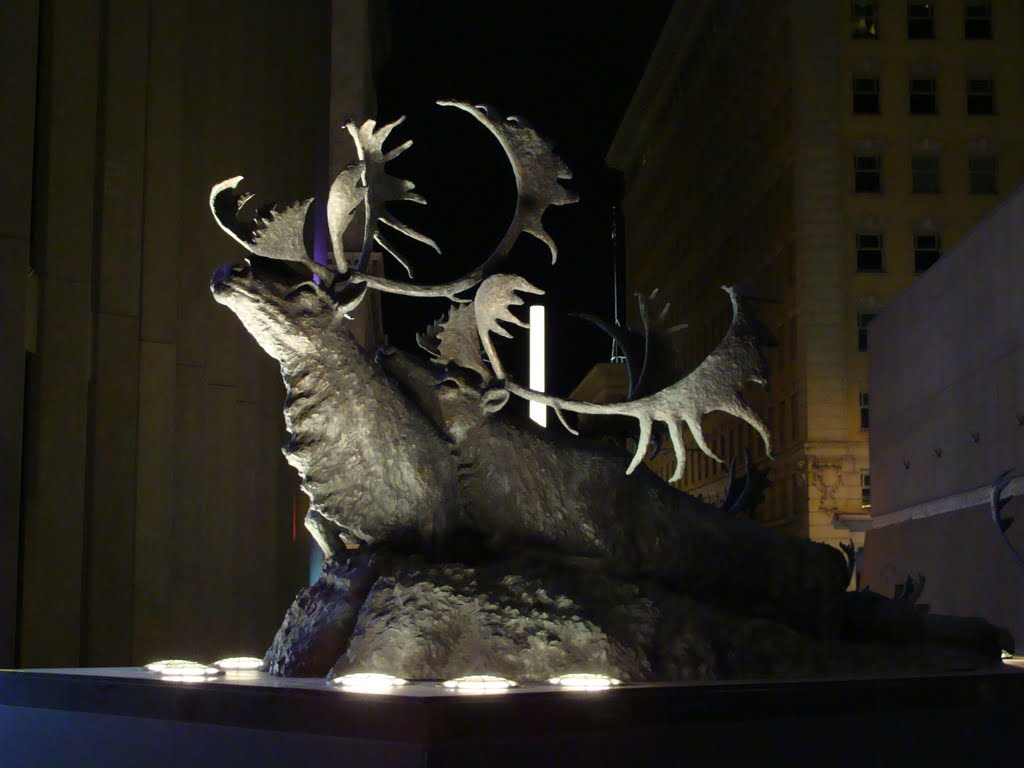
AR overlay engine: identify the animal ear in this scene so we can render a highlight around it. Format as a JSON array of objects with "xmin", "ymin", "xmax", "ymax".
[{"xmin": 481, "ymin": 387, "xmax": 510, "ymax": 414}]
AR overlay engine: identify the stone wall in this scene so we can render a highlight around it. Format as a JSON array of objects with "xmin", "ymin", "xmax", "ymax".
[{"xmin": 2, "ymin": 0, "xmax": 358, "ymax": 668}]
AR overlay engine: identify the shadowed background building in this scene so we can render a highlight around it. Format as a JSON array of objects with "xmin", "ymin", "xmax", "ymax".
[{"xmin": 605, "ymin": 0, "xmax": 1024, "ymax": 556}]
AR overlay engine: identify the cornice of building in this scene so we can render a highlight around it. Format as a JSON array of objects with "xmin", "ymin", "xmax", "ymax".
[{"xmin": 606, "ymin": 0, "xmax": 711, "ymax": 170}]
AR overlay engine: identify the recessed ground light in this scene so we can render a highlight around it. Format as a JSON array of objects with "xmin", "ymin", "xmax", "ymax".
[
  {"xmin": 145, "ymin": 660, "xmax": 221, "ymax": 678},
  {"xmin": 331, "ymin": 673, "xmax": 408, "ymax": 693},
  {"xmin": 442, "ymin": 675, "xmax": 518, "ymax": 692},
  {"xmin": 214, "ymin": 656, "xmax": 263, "ymax": 671},
  {"xmin": 547, "ymin": 673, "xmax": 621, "ymax": 690}
]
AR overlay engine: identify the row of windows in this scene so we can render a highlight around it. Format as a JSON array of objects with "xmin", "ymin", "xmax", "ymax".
[
  {"xmin": 855, "ymin": 231, "xmax": 943, "ymax": 273},
  {"xmin": 853, "ymin": 1, "xmax": 992, "ymax": 40},
  {"xmin": 853, "ymin": 74, "xmax": 997, "ymax": 115},
  {"xmin": 853, "ymin": 153, "xmax": 998, "ymax": 194}
]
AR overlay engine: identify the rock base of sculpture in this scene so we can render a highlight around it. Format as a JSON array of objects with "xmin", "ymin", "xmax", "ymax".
[{"xmin": 264, "ymin": 552, "xmax": 1005, "ymax": 681}]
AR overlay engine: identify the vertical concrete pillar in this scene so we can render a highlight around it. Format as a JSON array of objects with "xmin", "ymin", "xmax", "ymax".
[{"xmin": 0, "ymin": 0, "xmax": 41, "ymax": 668}]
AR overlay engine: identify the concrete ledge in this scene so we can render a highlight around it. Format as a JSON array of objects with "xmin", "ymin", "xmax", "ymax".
[
  {"xmin": 2, "ymin": 667, "xmax": 1024, "ymax": 766},
  {"xmin": 871, "ymin": 473, "xmax": 1024, "ymax": 529}
]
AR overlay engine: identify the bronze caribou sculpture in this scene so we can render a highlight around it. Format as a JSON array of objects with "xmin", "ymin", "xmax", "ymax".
[{"xmin": 210, "ymin": 102, "xmax": 1011, "ymax": 681}]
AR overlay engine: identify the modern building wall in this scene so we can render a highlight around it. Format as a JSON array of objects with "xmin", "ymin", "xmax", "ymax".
[
  {"xmin": 606, "ymin": 0, "xmax": 1024, "ymax": 553},
  {"xmin": 1, "ymin": 0, "xmax": 380, "ymax": 669},
  {"xmin": 863, "ymin": 186, "xmax": 1024, "ymax": 638},
  {"xmin": 0, "ymin": 0, "xmax": 43, "ymax": 669}
]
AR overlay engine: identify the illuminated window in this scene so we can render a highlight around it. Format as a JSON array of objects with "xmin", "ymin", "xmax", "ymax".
[
  {"xmin": 861, "ymin": 472, "xmax": 871, "ymax": 508},
  {"xmin": 969, "ymin": 154, "xmax": 998, "ymax": 194},
  {"xmin": 910, "ymin": 77, "xmax": 937, "ymax": 113},
  {"xmin": 859, "ymin": 392, "xmax": 870, "ymax": 429},
  {"xmin": 914, "ymin": 232, "xmax": 942, "ymax": 272},
  {"xmin": 856, "ymin": 232, "xmax": 884, "ymax": 272},
  {"xmin": 911, "ymin": 154, "xmax": 940, "ymax": 193},
  {"xmin": 907, "ymin": 2, "xmax": 935, "ymax": 38},
  {"xmin": 965, "ymin": 1, "xmax": 991, "ymax": 38},
  {"xmin": 852, "ymin": 1, "xmax": 879, "ymax": 38},
  {"xmin": 853, "ymin": 76, "xmax": 881, "ymax": 113},
  {"xmin": 857, "ymin": 313, "xmax": 876, "ymax": 352},
  {"xmin": 854, "ymin": 154, "xmax": 882, "ymax": 192},
  {"xmin": 967, "ymin": 78, "xmax": 994, "ymax": 114}
]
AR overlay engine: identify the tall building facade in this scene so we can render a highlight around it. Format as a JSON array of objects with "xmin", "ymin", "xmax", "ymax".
[
  {"xmin": 0, "ymin": 0, "xmax": 381, "ymax": 669},
  {"xmin": 606, "ymin": 0, "xmax": 1024, "ymax": 551}
]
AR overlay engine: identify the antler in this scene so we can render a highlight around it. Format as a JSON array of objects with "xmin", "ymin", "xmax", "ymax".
[
  {"xmin": 417, "ymin": 303, "xmax": 494, "ymax": 384},
  {"xmin": 573, "ymin": 289, "xmax": 687, "ymax": 401},
  {"xmin": 344, "ymin": 117, "xmax": 439, "ymax": 276},
  {"xmin": 474, "ymin": 276, "xmax": 774, "ymax": 483},
  {"xmin": 209, "ymin": 177, "xmax": 334, "ymax": 284},
  {"xmin": 352, "ymin": 101, "xmax": 578, "ymax": 300},
  {"xmin": 212, "ymin": 103, "xmax": 576, "ymax": 309}
]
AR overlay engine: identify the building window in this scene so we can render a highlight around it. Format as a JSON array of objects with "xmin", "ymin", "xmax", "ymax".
[
  {"xmin": 861, "ymin": 472, "xmax": 871, "ymax": 509},
  {"xmin": 853, "ymin": 76, "xmax": 881, "ymax": 113},
  {"xmin": 856, "ymin": 233, "xmax": 884, "ymax": 272},
  {"xmin": 907, "ymin": 2, "xmax": 935, "ymax": 38},
  {"xmin": 914, "ymin": 232, "xmax": 942, "ymax": 272},
  {"xmin": 965, "ymin": 1, "xmax": 992, "ymax": 38},
  {"xmin": 967, "ymin": 78, "xmax": 994, "ymax": 114},
  {"xmin": 969, "ymin": 154, "xmax": 998, "ymax": 194},
  {"xmin": 859, "ymin": 392, "xmax": 870, "ymax": 430},
  {"xmin": 854, "ymin": 154, "xmax": 882, "ymax": 192},
  {"xmin": 858, "ymin": 313, "xmax": 876, "ymax": 351},
  {"xmin": 910, "ymin": 77, "xmax": 937, "ymax": 113},
  {"xmin": 911, "ymin": 154, "xmax": 940, "ymax": 193},
  {"xmin": 852, "ymin": 1, "xmax": 880, "ymax": 38}
]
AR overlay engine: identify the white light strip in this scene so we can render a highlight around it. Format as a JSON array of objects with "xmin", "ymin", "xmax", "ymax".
[{"xmin": 529, "ymin": 305, "xmax": 546, "ymax": 427}]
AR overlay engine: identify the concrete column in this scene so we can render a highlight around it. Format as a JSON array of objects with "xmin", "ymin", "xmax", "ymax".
[
  {"xmin": 19, "ymin": 0, "xmax": 105, "ymax": 668},
  {"xmin": 0, "ymin": 0, "xmax": 41, "ymax": 668}
]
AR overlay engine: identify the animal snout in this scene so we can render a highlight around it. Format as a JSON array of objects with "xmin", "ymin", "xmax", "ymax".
[{"xmin": 211, "ymin": 262, "xmax": 250, "ymax": 291}]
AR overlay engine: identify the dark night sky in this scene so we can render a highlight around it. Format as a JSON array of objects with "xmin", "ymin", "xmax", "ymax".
[{"xmin": 372, "ymin": 1, "xmax": 672, "ymax": 394}]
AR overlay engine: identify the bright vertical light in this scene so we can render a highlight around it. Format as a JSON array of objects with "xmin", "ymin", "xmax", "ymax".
[{"xmin": 529, "ymin": 305, "xmax": 546, "ymax": 426}]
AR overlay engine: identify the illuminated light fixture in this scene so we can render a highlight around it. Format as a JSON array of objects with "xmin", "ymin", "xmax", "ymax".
[
  {"xmin": 332, "ymin": 673, "xmax": 408, "ymax": 693},
  {"xmin": 441, "ymin": 675, "xmax": 518, "ymax": 692},
  {"xmin": 214, "ymin": 656, "xmax": 263, "ymax": 671},
  {"xmin": 529, "ymin": 305, "xmax": 546, "ymax": 427},
  {"xmin": 144, "ymin": 659, "xmax": 222, "ymax": 678},
  {"xmin": 548, "ymin": 673, "xmax": 621, "ymax": 690},
  {"xmin": 1002, "ymin": 650, "xmax": 1014, "ymax": 659},
  {"xmin": 144, "ymin": 659, "xmax": 194, "ymax": 673}
]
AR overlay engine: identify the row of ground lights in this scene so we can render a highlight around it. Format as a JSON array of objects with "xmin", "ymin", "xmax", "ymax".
[{"xmin": 142, "ymin": 661, "xmax": 620, "ymax": 691}]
